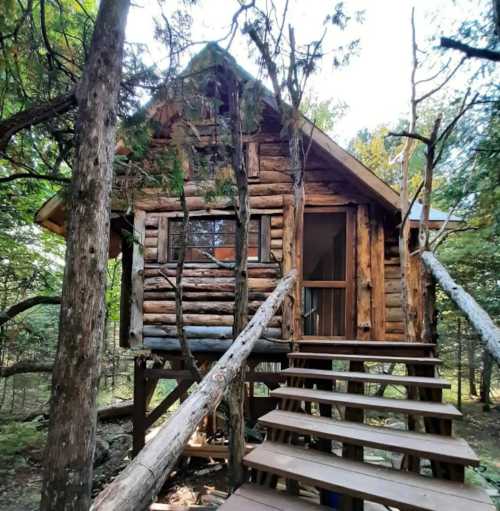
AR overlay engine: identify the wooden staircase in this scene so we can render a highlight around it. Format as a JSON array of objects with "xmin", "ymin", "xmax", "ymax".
[{"xmin": 219, "ymin": 340, "xmax": 495, "ymax": 511}]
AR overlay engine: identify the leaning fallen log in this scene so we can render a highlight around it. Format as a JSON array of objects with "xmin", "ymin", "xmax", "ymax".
[
  {"xmin": 91, "ymin": 269, "xmax": 297, "ymax": 511},
  {"xmin": 421, "ymin": 251, "xmax": 500, "ymax": 364}
]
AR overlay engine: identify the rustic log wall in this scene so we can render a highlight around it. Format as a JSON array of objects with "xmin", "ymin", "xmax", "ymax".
[{"xmin": 125, "ymin": 123, "xmax": 404, "ymax": 347}]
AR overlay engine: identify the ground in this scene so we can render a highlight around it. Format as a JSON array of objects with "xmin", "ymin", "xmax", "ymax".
[{"xmin": 0, "ymin": 399, "xmax": 498, "ymax": 510}]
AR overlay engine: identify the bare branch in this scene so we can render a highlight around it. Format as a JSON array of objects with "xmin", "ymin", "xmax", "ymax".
[
  {"xmin": 415, "ymin": 57, "xmax": 466, "ymax": 104},
  {"xmin": 388, "ymin": 130, "xmax": 430, "ymax": 144},
  {"xmin": 0, "ymin": 295, "xmax": 61, "ymax": 326},
  {"xmin": 399, "ymin": 180, "xmax": 424, "ymax": 229},
  {"xmin": 201, "ymin": 251, "xmax": 235, "ymax": 269},
  {"xmin": 440, "ymin": 37, "xmax": 500, "ymax": 62}
]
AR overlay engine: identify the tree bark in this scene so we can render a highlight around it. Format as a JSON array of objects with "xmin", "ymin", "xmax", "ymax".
[
  {"xmin": 480, "ymin": 349, "xmax": 493, "ymax": 410},
  {"xmin": 91, "ymin": 270, "xmax": 297, "ymax": 511},
  {"xmin": 399, "ymin": 8, "xmax": 418, "ymax": 342},
  {"xmin": 421, "ymin": 251, "xmax": 500, "ymax": 364},
  {"xmin": 467, "ymin": 336, "xmax": 478, "ymax": 396},
  {"xmin": 226, "ymin": 66, "xmax": 249, "ymax": 490},
  {"xmin": 0, "ymin": 360, "xmax": 53, "ymax": 378},
  {"xmin": 0, "ymin": 295, "xmax": 60, "ymax": 327},
  {"xmin": 0, "ymin": 92, "xmax": 76, "ymax": 153},
  {"xmin": 40, "ymin": 2, "xmax": 130, "ymax": 510}
]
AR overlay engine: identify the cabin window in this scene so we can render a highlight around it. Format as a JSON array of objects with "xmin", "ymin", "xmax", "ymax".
[{"xmin": 168, "ymin": 217, "xmax": 261, "ymax": 262}]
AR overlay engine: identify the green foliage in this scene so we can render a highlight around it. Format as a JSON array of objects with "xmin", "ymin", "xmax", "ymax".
[
  {"xmin": 0, "ymin": 420, "xmax": 45, "ymax": 459},
  {"xmin": 301, "ymin": 95, "xmax": 348, "ymax": 133}
]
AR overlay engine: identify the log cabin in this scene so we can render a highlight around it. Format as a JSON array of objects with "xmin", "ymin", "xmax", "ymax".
[{"xmin": 37, "ymin": 44, "xmax": 495, "ymax": 511}]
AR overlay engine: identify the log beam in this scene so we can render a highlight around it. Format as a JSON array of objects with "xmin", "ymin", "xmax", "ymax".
[
  {"xmin": 421, "ymin": 251, "xmax": 500, "ymax": 363},
  {"xmin": 91, "ymin": 270, "xmax": 296, "ymax": 511}
]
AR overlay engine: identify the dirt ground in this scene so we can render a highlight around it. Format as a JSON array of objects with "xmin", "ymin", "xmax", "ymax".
[{"xmin": 0, "ymin": 403, "xmax": 499, "ymax": 510}]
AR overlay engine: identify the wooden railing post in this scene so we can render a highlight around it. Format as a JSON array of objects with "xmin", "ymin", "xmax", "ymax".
[{"xmin": 91, "ymin": 270, "xmax": 297, "ymax": 511}]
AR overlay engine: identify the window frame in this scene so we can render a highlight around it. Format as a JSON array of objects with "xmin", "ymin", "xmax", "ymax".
[{"xmin": 167, "ymin": 215, "xmax": 263, "ymax": 263}]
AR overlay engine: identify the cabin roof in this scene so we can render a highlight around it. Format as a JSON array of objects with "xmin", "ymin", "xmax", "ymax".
[{"xmin": 34, "ymin": 43, "xmax": 459, "ymax": 236}]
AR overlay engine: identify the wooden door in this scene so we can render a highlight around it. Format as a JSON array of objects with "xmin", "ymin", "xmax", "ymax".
[{"xmin": 302, "ymin": 207, "xmax": 355, "ymax": 339}]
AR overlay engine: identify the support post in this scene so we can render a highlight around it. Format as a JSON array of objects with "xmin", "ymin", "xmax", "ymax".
[{"xmin": 133, "ymin": 356, "xmax": 147, "ymax": 457}]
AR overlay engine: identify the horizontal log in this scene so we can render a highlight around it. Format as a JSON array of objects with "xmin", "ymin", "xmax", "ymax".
[
  {"xmin": 145, "ymin": 209, "xmax": 283, "ymax": 227},
  {"xmin": 305, "ymin": 193, "xmax": 363, "ymax": 207},
  {"xmin": 91, "ymin": 270, "xmax": 297, "ymax": 511},
  {"xmin": 143, "ymin": 267, "xmax": 278, "ymax": 279},
  {"xmin": 258, "ymin": 170, "xmax": 293, "ymax": 183},
  {"xmin": 386, "ymin": 308, "xmax": 404, "ymax": 322},
  {"xmin": 385, "ymin": 293, "xmax": 402, "ymax": 307},
  {"xmin": 143, "ymin": 301, "xmax": 264, "ymax": 314},
  {"xmin": 143, "ymin": 291, "xmax": 271, "ymax": 302},
  {"xmin": 384, "ymin": 280, "xmax": 402, "ymax": 293},
  {"xmin": 422, "ymin": 250, "xmax": 500, "ymax": 363},
  {"xmin": 135, "ymin": 194, "xmax": 289, "ymax": 212},
  {"xmin": 385, "ymin": 322, "xmax": 405, "ymax": 333},
  {"xmin": 143, "ymin": 337, "xmax": 290, "ymax": 354},
  {"xmin": 270, "ymin": 238, "xmax": 282, "ymax": 249},
  {"xmin": 144, "ymin": 237, "xmax": 157, "ymax": 248},
  {"xmin": 145, "ymin": 262, "xmax": 279, "ymax": 270},
  {"xmin": 143, "ymin": 313, "xmax": 281, "ymax": 328},
  {"xmin": 271, "ymin": 228, "xmax": 283, "ymax": 239},
  {"xmin": 270, "ymin": 216, "xmax": 283, "ymax": 228},
  {"xmin": 259, "ymin": 142, "xmax": 289, "ymax": 157},
  {"xmin": 143, "ymin": 325, "xmax": 282, "ymax": 339},
  {"xmin": 144, "ymin": 277, "xmax": 278, "ymax": 292}
]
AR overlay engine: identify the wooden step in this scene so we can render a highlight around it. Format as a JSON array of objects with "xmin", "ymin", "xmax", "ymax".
[
  {"xmin": 218, "ymin": 483, "xmax": 328, "ymax": 510},
  {"xmin": 282, "ymin": 367, "xmax": 450, "ymax": 389},
  {"xmin": 296, "ymin": 340, "xmax": 437, "ymax": 357},
  {"xmin": 259, "ymin": 410, "xmax": 479, "ymax": 466},
  {"xmin": 243, "ymin": 442, "xmax": 494, "ymax": 511},
  {"xmin": 289, "ymin": 352, "xmax": 441, "ymax": 365},
  {"xmin": 271, "ymin": 387, "xmax": 462, "ymax": 419}
]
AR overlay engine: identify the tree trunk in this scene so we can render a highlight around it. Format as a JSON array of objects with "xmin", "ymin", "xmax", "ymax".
[
  {"xmin": 457, "ymin": 319, "xmax": 462, "ymax": 411},
  {"xmin": 226, "ymin": 66, "xmax": 249, "ymax": 490},
  {"xmin": 421, "ymin": 251, "xmax": 500, "ymax": 363},
  {"xmin": 467, "ymin": 336, "xmax": 478, "ymax": 397},
  {"xmin": 40, "ymin": 2, "xmax": 130, "ymax": 510},
  {"xmin": 480, "ymin": 349, "xmax": 493, "ymax": 411},
  {"xmin": 399, "ymin": 9, "xmax": 418, "ymax": 342}
]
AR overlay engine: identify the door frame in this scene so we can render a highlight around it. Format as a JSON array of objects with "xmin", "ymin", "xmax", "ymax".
[{"xmin": 300, "ymin": 206, "xmax": 356, "ymax": 339}]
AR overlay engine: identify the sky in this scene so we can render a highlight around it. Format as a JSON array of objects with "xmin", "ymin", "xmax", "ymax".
[{"xmin": 125, "ymin": 0, "xmax": 474, "ymax": 145}]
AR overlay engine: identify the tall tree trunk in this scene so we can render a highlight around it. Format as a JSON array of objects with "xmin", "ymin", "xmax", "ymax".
[
  {"xmin": 174, "ymin": 187, "xmax": 201, "ymax": 382},
  {"xmin": 40, "ymin": 2, "xmax": 130, "ymax": 510},
  {"xmin": 399, "ymin": 8, "xmax": 418, "ymax": 342},
  {"xmin": 467, "ymin": 335, "xmax": 478, "ymax": 397},
  {"xmin": 419, "ymin": 117, "xmax": 441, "ymax": 343},
  {"xmin": 226, "ymin": 67, "xmax": 249, "ymax": 490},
  {"xmin": 480, "ymin": 349, "xmax": 493, "ymax": 411},
  {"xmin": 457, "ymin": 318, "xmax": 462, "ymax": 411}
]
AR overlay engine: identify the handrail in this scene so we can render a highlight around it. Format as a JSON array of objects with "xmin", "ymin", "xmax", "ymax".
[
  {"xmin": 91, "ymin": 269, "xmax": 297, "ymax": 511},
  {"xmin": 421, "ymin": 251, "xmax": 500, "ymax": 364}
]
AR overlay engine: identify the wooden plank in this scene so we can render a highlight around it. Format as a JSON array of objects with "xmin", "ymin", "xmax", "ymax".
[
  {"xmin": 130, "ymin": 210, "xmax": 146, "ymax": 347},
  {"xmin": 247, "ymin": 142, "xmax": 260, "ymax": 179},
  {"xmin": 282, "ymin": 368, "xmax": 451, "ymax": 389},
  {"xmin": 243, "ymin": 442, "xmax": 494, "ymax": 511},
  {"xmin": 289, "ymin": 352, "xmax": 442, "ymax": 365},
  {"xmin": 270, "ymin": 387, "xmax": 461, "ymax": 419},
  {"xmin": 260, "ymin": 215, "xmax": 271, "ymax": 263},
  {"xmin": 346, "ymin": 207, "xmax": 356, "ymax": 339},
  {"xmin": 219, "ymin": 484, "xmax": 328, "ymax": 511},
  {"xmin": 356, "ymin": 205, "xmax": 371, "ymax": 340},
  {"xmin": 259, "ymin": 410, "xmax": 479, "ymax": 466},
  {"xmin": 157, "ymin": 216, "xmax": 169, "ymax": 264},
  {"xmin": 370, "ymin": 212, "xmax": 385, "ymax": 340}
]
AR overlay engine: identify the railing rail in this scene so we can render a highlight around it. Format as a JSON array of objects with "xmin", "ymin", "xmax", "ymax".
[
  {"xmin": 421, "ymin": 251, "xmax": 500, "ymax": 363},
  {"xmin": 91, "ymin": 269, "xmax": 297, "ymax": 511}
]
